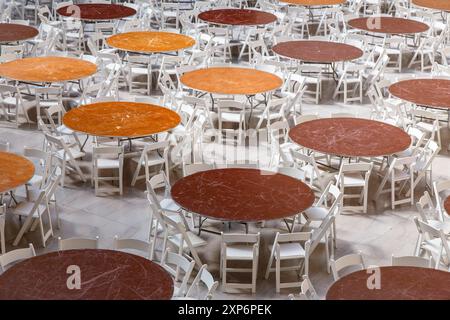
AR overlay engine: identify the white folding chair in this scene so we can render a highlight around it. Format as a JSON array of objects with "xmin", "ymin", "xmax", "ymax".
[
  {"xmin": 0, "ymin": 244, "xmax": 35, "ymax": 272},
  {"xmin": 335, "ymin": 162, "xmax": 373, "ymax": 213},
  {"xmin": 131, "ymin": 140, "xmax": 170, "ymax": 186},
  {"xmin": 185, "ymin": 264, "xmax": 219, "ymax": 300},
  {"xmin": 220, "ymin": 232, "xmax": 260, "ymax": 293},
  {"xmin": 161, "ymin": 249, "xmax": 195, "ymax": 298},
  {"xmin": 113, "ymin": 235, "xmax": 152, "ymax": 259},
  {"xmin": 58, "ymin": 236, "xmax": 99, "ymax": 251},
  {"xmin": 330, "ymin": 251, "xmax": 365, "ymax": 281},
  {"xmin": 287, "ymin": 275, "xmax": 318, "ymax": 300},
  {"xmin": 92, "ymin": 146, "xmax": 124, "ymax": 196},
  {"xmin": 391, "ymin": 255, "xmax": 432, "ymax": 268}
]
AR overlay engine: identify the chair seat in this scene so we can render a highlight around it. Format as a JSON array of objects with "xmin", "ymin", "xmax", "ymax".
[
  {"xmin": 388, "ymin": 168, "xmax": 412, "ymax": 181},
  {"xmin": 269, "ymin": 242, "xmax": 305, "ymax": 259},
  {"xmin": 57, "ymin": 125, "xmax": 74, "ymax": 135},
  {"xmin": 415, "ymin": 122, "xmax": 436, "ymax": 132},
  {"xmin": 303, "ymin": 206, "xmax": 328, "ymax": 221},
  {"xmin": 132, "ymin": 152, "xmax": 164, "ymax": 166},
  {"xmin": 334, "ymin": 172, "xmax": 366, "ymax": 187},
  {"xmin": 56, "ymin": 148, "xmax": 85, "ymax": 161},
  {"xmin": 225, "ymin": 245, "xmax": 255, "ymax": 260},
  {"xmin": 427, "ymin": 219, "xmax": 450, "ymax": 235},
  {"xmin": 160, "ymin": 198, "xmax": 181, "ymax": 212},
  {"xmin": 13, "ymin": 202, "xmax": 47, "ymax": 218},
  {"xmin": 221, "ymin": 112, "xmax": 243, "ymax": 123},
  {"xmin": 26, "ymin": 174, "xmax": 43, "ymax": 187},
  {"xmin": 168, "ymin": 231, "xmax": 207, "ymax": 249},
  {"xmin": 422, "ymin": 238, "xmax": 450, "ymax": 264},
  {"xmin": 96, "ymin": 158, "xmax": 120, "ymax": 169}
]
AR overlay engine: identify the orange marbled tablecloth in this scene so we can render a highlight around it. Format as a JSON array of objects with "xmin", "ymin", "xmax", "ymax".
[
  {"xmin": 63, "ymin": 102, "xmax": 181, "ymax": 138},
  {"xmin": 412, "ymin": 0, "xmax": 450, "ymax": 11},
  {"xmin": 106, "ymin": 31, "xmax": 195, "ymax": 53},
  {"xmin": 0, "ymin": 57, "xmax": 97, "ymax": 83},
  {"xmin": 180, "ymin": 67, "xmax": 283, "ymax": 95},
  {"xmin": 0, "ymin": 152, "xmax": 34, "ymax": 193}
]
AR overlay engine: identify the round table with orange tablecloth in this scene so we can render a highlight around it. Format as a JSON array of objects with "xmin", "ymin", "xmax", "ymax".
[
  {"xmin": 63, "ymin": 101, "xmax": 181, "ymax": 138},
  {"xmin": 180, "ymin": 67, "xmax": 283, "ymax": 96},
  {"xmin": 0, "ymin": 56, "xmax": 97, "ymax": 83},
  {"xmin": 0, "ymin": 151, "xmax": 34, "ymax": 194},
  {"xmin": 412, "ymin": 0, "xmax": 450, "ymax": 12},
  {"xmin": 106, "ymin": 31, "xmax": 196, "ymax": 54}
]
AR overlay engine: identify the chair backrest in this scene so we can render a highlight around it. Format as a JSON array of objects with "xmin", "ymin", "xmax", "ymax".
[
  {"xmin": 58, "ymin": 236, "xmax": 99, "ymax": 250},
  {"xmin": 331, "ymin": 113, "xmax": 355, "ymax": 118},
  {"xmin": 113, "ymin": 236, "xmax": 152, "ymax": 259},
  {"xmin": 414, "ymin": 217, "xmax": 450, "ymax": 267},
  {"xmin": 274, "ymin": 231, "xmax": 311, "ymax": 246},
  {"xmin": 161, "ymin": 249, "xmax": 195, "ymax": 297},
  {"xmin": 147, "ymin": 171, "xmax": 170, "ymax": 195},
  {"xmin": 391, "ymin": 255, "xmax": 432, "ymax": 268},
  {"xmin": 160, "ymin": 212, "xmax": 202, "ymax": 267},
  {"xmin": 290, "ymin": 150, "xmax": 325, "ymax": 191},
  {"xmin": 330, "ymin": 251, "xmax": 365, "ymax": 281},
  {"xmin": 415, "ymin": 140, "xmax": 440, "ymax": 172},
  {"xmin": 407, "ymin": 127, "xmax": 426, "ymax": 150},
  {"xmin": 299, "ymin": 275, "xmax": 318, "ymax": 300},
  {"xmin": 416, "ymin": 191, "xmax": 438, "ymax": 223},
  {"xmin": 433, "ymin": 179, "xmax": 450, "ymax": 216},
  {"xmin": 276, "ymin": 167, "xmax": 305, "ymax": 181},
  {"xmin": 93, "ymin": 146, "xmax": 124, "ymax": 160},
  {"xmin": 221, "ymin": 232, "xmax": 260, "ymax": 245},
  {"xmin": 24, "ymin": 147, "xmax": 51, "ymax": 187},
  {"xmin": 308, "ymin": 215, "xmax": 335, "ymax": 253},
  {"xmin": 0, "ymin": 244, "xmax": 36, "ymax": 271},
  {"xmin": 183, "ymin": 163, "xmax": 214, "ymax": 177},
  {"xmin": 336, "ymin": 162, "xmax": 373, "ymax": 187},
  {"xmin": 185, "ymin": 264, "xmax": 219, "ymax": 300}
]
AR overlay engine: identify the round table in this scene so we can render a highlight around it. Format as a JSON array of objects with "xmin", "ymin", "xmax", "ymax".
[
  {"xmin": 180, "ymin": 67, "xmax": 283, "ymax": 95},
  {"xmin": 171, "ymin": 168, "xmax": 315, "ymax": 222},
  {"xmin": 289, "ymin": 118, "xmax": 411, "ymax": 158},
  {"xmin": 444, "ymin": 196, "xmax": 450, "ymax": 215},
  {"xmin": 281, "ymin": 0, "xmax": 345, "ymax": 5},
  {"xmin": 389, "ymin": 79, "xmax": 450, "ymax": 110},
  {"xmin": 57, "ymin": 3, "xmax": 136, "ymax": 21},
  {"xmin": 273, "ymin": 40, "xmax": 363, "ymax": 63},
  {"xmin": 63, "ymin": 101, "xmax": 181, "ymax": 138},
  {"xmin": 198, "ymin": 8, "xmax": 277, "ymax": 26},
  {"xmin": 348, "ymin": 17, "xmax": 429, "ymax": 35},
  {"xmin": 0, "ymin": 152, "xmax": 34, "ymax": 194},
  {"xmin": 0, "ymin": 56, "xmax": 97, "ymax": 83},
  {"xmin": 0, "ymin": 23, "xmax": 38, "ymax": 44},
  {"xmin": 0, "ymin": 249, "xmax": 174, "ymax": 300},
  {"xmin": 412, "ymin": 0, "xmax": 450, "ymax": 12},
  {"xmin": 106, "ymin": 31, "xmax": 195, "ymax": 54},
  {"xmin": 326, "ymin": 266, "xmax": 450, "ymax": 300}
]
